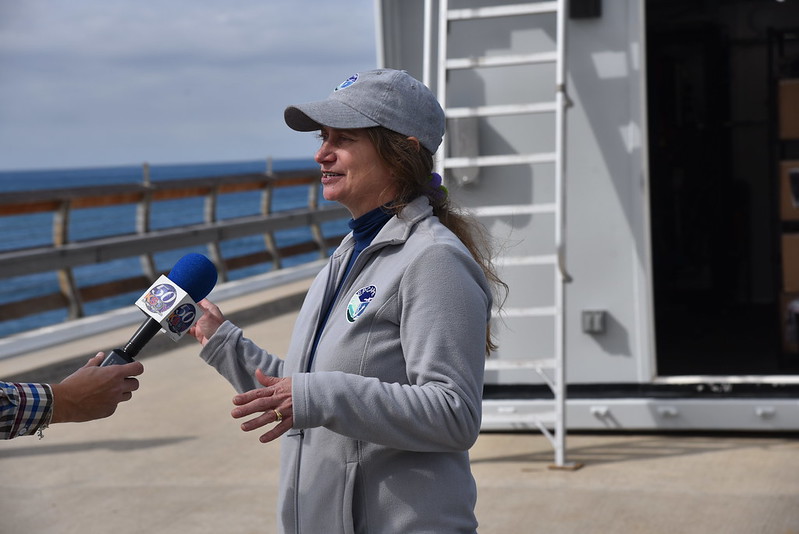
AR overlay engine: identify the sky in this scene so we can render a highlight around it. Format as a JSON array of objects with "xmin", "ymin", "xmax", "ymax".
[{"xmin": 0, "ymin": 0, "xmax": 378, "ymax": 171}]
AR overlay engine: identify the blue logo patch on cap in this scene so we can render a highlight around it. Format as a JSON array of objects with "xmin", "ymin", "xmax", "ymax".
[
  {"xmin": 336, "ymin": 74, "xmax": 359, "ymax": 91},
  {"xmin": 346, "ymin": 284, "xmax": 376, "ymax": 323}
]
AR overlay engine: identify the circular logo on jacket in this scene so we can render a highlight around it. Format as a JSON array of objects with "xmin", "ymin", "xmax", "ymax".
[{"xmin": 346, "ymin": 285, "xmax": 376, "ymax": 323}]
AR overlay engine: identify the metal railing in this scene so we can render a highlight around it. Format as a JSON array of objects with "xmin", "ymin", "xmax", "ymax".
[{"xmin": 0, "ymin": 167, "xmax": 348, "ymax": 325}]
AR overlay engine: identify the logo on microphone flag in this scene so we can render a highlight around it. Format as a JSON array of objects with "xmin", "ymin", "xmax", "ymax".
[
  {"xmin": 166, "ymin": 303, "xmax": 198, "ymax": 335},
  {"xmin": 142, "ymin": 282, "xmax": 178, "ymax": 314}
]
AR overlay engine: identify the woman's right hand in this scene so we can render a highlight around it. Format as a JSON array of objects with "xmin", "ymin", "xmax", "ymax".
[{"xmin": 190, "ymin": 299, "xmax": 226, "ymax": 346}]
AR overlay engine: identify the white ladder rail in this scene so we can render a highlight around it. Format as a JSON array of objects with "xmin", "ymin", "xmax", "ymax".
[
  {"xmin": 484, "ymin": 358, "xmax": 556, "ymax": 371},
  {"xmin": 431, "ymin": 0, "xmax": 576, "ymax": 469},
  {"xmin": 446, "ymin": 51, "xmax": 558, "ymax": 70},
  {"xmin": 422, "ymin": 0, "xmax": 435, "ymax": 87},
  {"xmin": 470, "ymin": 203, "xmax": 557, "ymax": 217},
  {"xmin": 447, "ymin": 1, "xmax": 559, "ymax": 21},
  {"xmin": 553, "ymin": 0, "xmax": 573, "ymax": 468},
  {"xmin": 494, "ymin": 254, "xmax": 558, "ymax": 267},
  {"xmin": 499, "ymin": 306, "xmax": 557, "ymax": 318},
  {"xmin": 434, "ymin": 0, "xmax": 451, "ymax": 180},
  {"xmin": 446, "ymin": 101, "xmax": 558, "ymax": 119},
  {"xmin": 444, "ymin": 152, "xmax": 557, "ymax": 169}
]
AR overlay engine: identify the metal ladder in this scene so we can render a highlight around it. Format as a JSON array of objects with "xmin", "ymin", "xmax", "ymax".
[{"xmin": 424, "ymin": 0, "xmax": 577, "ymax": 468}]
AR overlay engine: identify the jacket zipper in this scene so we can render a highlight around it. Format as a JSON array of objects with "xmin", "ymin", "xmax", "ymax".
[{"xmin": 293, "ymin": 428, "xmax": 304, "ymax": 533}]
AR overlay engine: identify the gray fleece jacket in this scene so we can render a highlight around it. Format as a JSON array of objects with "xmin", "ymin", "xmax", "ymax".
[{"xmin": 200, "ymin": 196, "xmax": 492, "ymax": 533}]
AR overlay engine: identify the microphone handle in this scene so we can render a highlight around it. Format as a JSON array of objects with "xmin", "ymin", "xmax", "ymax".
[
  {"xmin": 100, "ymin": 318, "xmax": 162, "ymax": 366},
  {"xmin": 100, "ymin": 349, "xmax": 136, "ymax": 367},
  {"xmin": 124, "ymin": 318, "xmax": 163, "ymax": 357}
]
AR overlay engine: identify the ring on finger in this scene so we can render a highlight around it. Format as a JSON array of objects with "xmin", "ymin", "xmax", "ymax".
[{"xmin": 274, "ymin": 409, "xmax": 283, "ymax": 424}]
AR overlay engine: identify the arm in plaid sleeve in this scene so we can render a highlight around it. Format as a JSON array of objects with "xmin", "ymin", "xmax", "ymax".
[{"xmin": 0, "ymin": 381, "xmax": 54, "ymax": 439}]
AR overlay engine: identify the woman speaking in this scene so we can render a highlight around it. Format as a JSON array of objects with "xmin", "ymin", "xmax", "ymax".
[{"xmin": 191, "ymin": 68, "xmax": 504, "ymax": 534}]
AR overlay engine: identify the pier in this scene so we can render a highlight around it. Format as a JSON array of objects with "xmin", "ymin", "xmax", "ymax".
[{"xmin": 0, "ymin": 166, "xmax": 349, "ymax": 338}]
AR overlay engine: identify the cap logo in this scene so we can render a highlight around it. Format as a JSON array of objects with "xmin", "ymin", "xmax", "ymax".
[
  {"xmin": 346, "ymin": 284, "xmax": 376, "ymax": 323},
  {"xmin": 336, "ymin": 74, "xmax": 359, "ymax": 91}
]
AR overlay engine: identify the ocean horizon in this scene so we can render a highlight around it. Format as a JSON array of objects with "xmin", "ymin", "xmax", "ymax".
[
  {"xmin": 0, "ymin": 157, "xmax": 317, "ymax": 191},
  {"xmin": 0, "ymin": 158, "xmax": 345, "ymax": 339}
]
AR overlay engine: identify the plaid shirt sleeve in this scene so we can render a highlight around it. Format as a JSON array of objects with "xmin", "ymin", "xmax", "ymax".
[{"xmin": 0, "ymin": 381, "xmax": 54, "ymax": 439}]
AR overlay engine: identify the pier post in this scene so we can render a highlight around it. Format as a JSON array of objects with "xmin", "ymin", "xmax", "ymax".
[
  {"xmin": 137, "ymin": 162, "xmax": 157, "ymax": 280},
  {"xmin": 262, "ymin": 159, "xmax": 282, "ymax": 270},
  {"xmin": 53, "ymin": 200, "xmax": 84, "ymax": 319},
  {"xmin": 205, "ymin": 184, "xmax": 228, "ymax": 282}
]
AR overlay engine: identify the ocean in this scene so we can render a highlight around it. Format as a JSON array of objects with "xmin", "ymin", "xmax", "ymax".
[{"xmin": 0, "ymin": 159, "xmax": 347, "ymax": 338}]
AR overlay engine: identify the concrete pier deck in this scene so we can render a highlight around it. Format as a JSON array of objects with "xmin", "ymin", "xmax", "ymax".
[{"xmin": 1, "ymin": 276, "xmax": 798, "ymax": 534}]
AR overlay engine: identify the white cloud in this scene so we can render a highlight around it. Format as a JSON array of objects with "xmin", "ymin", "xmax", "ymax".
[{"xmin": 0, "ymin": 0, "xmax": 378, "ymax": 170}]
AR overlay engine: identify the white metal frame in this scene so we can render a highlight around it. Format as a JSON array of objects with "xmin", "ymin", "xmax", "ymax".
[{"xmin": 426, "ymin": 0, "xmax": 576, "ymax": 468}]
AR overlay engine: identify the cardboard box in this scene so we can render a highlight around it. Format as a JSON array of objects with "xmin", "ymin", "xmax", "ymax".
[
  {"xmin": 780, "ymin": 292, "xmax": 799, "ymax": 354},
  {"xmin": 779, "ymin": 79, "xmax": 799, "ymax": 140},
  {"xmin": 782, "ymin": 233, "xmax": 799, "ymax": 292},
  {"xmin": 779, "ymin": 161, "xmax": 799, "ymax": 221}
]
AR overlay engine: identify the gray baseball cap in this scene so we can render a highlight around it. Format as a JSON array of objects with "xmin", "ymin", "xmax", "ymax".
[{"xmin": 284, "ymin": 69, "xmax": 445, "ymax": 153}]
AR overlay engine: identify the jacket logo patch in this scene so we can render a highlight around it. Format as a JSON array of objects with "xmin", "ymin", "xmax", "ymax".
[{"xmin": 346, "ymin": 285, "xmax": 376, "ymax": 323}]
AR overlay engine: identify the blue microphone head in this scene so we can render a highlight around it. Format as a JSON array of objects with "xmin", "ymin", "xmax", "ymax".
[{"xmin": 168, "ymin": 253, "xmax": 218, "ymax": 302}]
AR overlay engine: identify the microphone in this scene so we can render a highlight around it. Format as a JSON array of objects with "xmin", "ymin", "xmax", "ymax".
[{"xmin": 100, "ymin": 253, "xmax": 218, "ymax": 366}]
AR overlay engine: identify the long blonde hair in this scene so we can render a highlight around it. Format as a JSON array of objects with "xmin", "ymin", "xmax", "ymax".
[{"xmin": 364, "ymin": 127, "xmax": 507, "ymax": 354}]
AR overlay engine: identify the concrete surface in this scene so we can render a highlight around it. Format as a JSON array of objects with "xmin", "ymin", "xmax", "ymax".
[{"xmin": 1, "ymin": 278, "xmax": 799, "ymax": 534}]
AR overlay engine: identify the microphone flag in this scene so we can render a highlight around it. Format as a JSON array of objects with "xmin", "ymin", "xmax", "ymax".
[{"xmin": 135, "ymin": 274, "xmax": 201, "ymax": 341}]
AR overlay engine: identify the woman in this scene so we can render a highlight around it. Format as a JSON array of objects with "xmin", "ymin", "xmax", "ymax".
[{"xmin": 191, "ymin": 69, "xmax": 504, "ymax": 533}]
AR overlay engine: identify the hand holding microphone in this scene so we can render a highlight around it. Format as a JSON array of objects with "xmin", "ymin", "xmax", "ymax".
[
  {"xmin": 51, "ymin": 352, "xmax": 144, "ymax": 422},
  {"xmin": 101, "ymin": 253, "xmax": 218, "ymax": 366}
]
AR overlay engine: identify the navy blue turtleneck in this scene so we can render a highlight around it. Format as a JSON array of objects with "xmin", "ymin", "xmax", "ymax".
[
  {"xmin": 306, "ymin": 206, "xmax": 392, "ymax": 371},
  {"xmin": 341, "ymin": 206, "xmax": 392, "ymax": 282}
]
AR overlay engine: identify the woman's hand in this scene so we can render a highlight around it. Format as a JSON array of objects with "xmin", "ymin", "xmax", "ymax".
[
  {"xmin": 190, "ymin": 299, "xmax": 226, "ymax": 346},
  {"xmin": 231, "ymin": 368, "xmax": 293, "ymax": 443}
]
